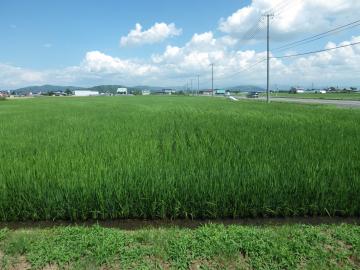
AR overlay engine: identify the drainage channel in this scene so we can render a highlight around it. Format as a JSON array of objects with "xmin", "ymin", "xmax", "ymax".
[{"xmin": 1, "ymin": 217, "xmax": 360, "ymax": 230}]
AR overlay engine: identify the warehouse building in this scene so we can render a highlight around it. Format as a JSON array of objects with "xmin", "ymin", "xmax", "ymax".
[
  {"xmin": 117, "ymin": 88, "xmax": 128, "ymax": 95},
  {"xmin": 74, "ymin": 90, "xmax": 99, "ymax": 96}
]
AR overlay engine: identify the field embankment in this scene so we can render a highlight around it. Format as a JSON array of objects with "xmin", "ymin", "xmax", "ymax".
[
  {"xmin": 1, "ymin": 224, "xmax": 360, "ymax": 269},
  {"xmin": 0, "ymin": 96, "xmax": 359, "ymax": 221}
]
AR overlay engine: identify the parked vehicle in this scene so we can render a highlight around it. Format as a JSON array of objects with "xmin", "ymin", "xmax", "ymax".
[{"xmin": 247, "ymin": 92, "xmax": 259, "ymax": 98}]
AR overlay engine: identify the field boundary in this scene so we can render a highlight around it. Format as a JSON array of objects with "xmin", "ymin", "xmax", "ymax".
[{"xmin": 1, "ymin": 217, "xmax": 360, "ymax": 230}]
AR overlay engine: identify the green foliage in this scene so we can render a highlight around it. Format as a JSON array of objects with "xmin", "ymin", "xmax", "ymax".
[
  {"xmin": 1, "ymin": 225, "xmax": 360, "ymax": 269},
  {"xmin": 64, "ymin": 89, "xmax": 73, "ymax": 95},
  {"xmin": 89, "ymin": 85, "xmax": 129, "ymax": 94},
  {"xmin": 131, "ymin": 89, "xmax": 143, "ymax": 95},
  {"xmin": 41, "ymin": 91, "xmax": 55, "ymax": 96},
  {"xmin": 0, "ymin": 97, "xmax": 360, "ymax": 221},
  {"xmin": 0, "ymin": 228, "xmax": 8, "ymax": 241}
]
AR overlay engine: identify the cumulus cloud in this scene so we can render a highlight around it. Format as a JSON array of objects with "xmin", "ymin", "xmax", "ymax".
[
  {"xmin": 2, "ymin": 1, "xmax": 360, "ymax": 89},
  {"xmin": 0, "ymin": 32, "xmax": 360, "ymax": 88},
  {"xmin": 120, "ymin": 22, "xmax": 182, "ymax": 47},
  {"xmin": 3, "ymin": 35, "xmax": 360, "ymax": 89},
  {"xmin": 219, "ymin": 0, "xmax": 360, "ymax": 41},
  {"xmin": 0, "ymin": 64, "xmax": 45, "ymax": 87}
]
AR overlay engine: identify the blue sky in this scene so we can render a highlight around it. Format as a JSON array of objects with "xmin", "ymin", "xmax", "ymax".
[
  {"xmin": 0, "ymin": 0, "xmax": 359, "ymax": 89},
  {"xmin": 0, "ymin": 0, "xmax": 245, "ymax": 68}
]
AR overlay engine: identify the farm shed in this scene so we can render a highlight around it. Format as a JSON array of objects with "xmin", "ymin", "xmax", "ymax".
[
  {"xmin": 117, "ymin": 88, "xmax": 128, "ymax": 95},
  {"xmin": 74, "ymin": 90, "xmax": 99, "ymax": 96}
]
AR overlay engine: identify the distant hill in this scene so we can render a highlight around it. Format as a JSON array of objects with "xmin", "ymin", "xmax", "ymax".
[
  {"xmin": 227, "ymin": 85, "xmax": 265, "ymax": 92},
  {"xmin": 14, "ymin": 84, "xmax": 262, "ymax": 94},
  {"xmin": 89, "ymin": 85, "xmax": 185, "ymax": 93},
  {"xmin": 13, "ymin": 84, "xmax": 160, "ymax": 94},
  {"xmin": 14, "ymin": 85, "xmax": 84, "ymax": 94}
]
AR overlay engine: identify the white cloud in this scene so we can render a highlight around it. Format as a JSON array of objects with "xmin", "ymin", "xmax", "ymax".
[
  {"xmin": 219, "ymin": 0, "xmax": 360, "ymax": 41},
  {"xmin": 0, "ymin": 64, "xmax": 45, "ymax": 87},
  {"xmin": 83, "ymin": 51, "xmax": 159, "ymax": 76},
  {"xmin": 2, "ymin": 1, "xmax": 360, "ymax": 89},
  {"xmin": 120, "ymin": 22, "xmax": 182, "ymax": 47},
  {"xmin": 2, "ymin": 35, "xmax": 360, "ymax": 89}
]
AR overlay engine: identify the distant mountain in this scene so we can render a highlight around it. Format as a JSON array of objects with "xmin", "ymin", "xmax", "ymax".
[
  {"xmin": 227, "ymin": 85, "xmax": 265, "ymax": 92},
  {"xmin": 14, "ymin": 85, "xmax": 84, "ymax": 94},
  {"xmin": 90, "ymin": 85, "xmax": 185, "ymax": 93},
  {"xmin": 14, "ymin": 84, "xmax": 263, "ymax": 94},
  {"xmin": 12, "ymin": 84, "xmax": 168, "ymax": 94}
]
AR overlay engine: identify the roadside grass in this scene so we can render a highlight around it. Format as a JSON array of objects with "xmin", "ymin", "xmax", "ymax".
[
  {"xmin": 0, "ymin": 96, "xmax": 360, "ymax": 221},
  {"xmin": 0, "ymin": 224, "xmax": 360, "ymax": 269}
]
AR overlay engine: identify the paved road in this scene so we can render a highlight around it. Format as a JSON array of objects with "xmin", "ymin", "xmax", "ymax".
[
  {"xmin": 235, "ymin": 96, "xmax": 360, "ymax": 108},
  {"xmin": 270, "ymin": 97, "xmax": 360, "ymax": 108}
]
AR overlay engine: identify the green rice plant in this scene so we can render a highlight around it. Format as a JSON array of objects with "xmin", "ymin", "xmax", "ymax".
[{"xmin": 0, "ymin": 96, "xmax": 359, "ymax": 221}]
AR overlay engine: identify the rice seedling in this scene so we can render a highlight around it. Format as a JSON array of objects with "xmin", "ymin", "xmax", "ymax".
[{"xmin": 0, "ymin": 96, "xmax": 359, "ymax": 221}]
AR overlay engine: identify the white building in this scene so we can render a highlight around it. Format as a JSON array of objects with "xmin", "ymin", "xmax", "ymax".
[
  {"xmin": 290, "ymin": 87, "xmax": 305, "ymax": 94},
  {"xmin": 74, "ymin": 90, "xmax": 99, "ymax": 97},
  {"xmin": 117, "ymin": 88, "xmax": 128, "ymax": 95},
  {"xmin": 142, "ymin": 90, "xmax": 151, "ymax": 95}
]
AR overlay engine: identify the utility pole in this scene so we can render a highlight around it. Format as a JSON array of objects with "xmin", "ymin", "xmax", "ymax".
[
  {"xmin": 266, "ymin": 14, "xmax": 271, "ymax": 104},
  {"xmin": 197, "ymin": 75, "xmax": 200, "ymax": 95},
  {"xmin": 190, "ymin": 79, "xmax": 193, "ymax": 95},
  {"xmin": 210, "ymin": 63, "xmax": 214, "ymax": 96}
]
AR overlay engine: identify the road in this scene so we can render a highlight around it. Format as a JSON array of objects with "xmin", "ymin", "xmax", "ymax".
[
  {"xmin": 234, "ymin": 96, "xmax": 360, "ymax": 108},
  {"xmin": 270, "ymin": 97, "xmax": 360, "ymax": 108}
]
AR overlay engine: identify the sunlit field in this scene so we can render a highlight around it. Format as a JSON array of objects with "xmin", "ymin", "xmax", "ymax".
[{"xmin": 0, "ymin": 96, "xmax": 359, "ymax": 221}]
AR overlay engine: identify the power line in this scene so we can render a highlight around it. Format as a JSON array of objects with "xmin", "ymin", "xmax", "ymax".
[
  {"xmin": 272, "ymin": 19, "xmax": 360, "ymax": 52},
  {"xmin": 242, "ymin": 18, "xmax": 265, "ymax": 41},
  {"xmin": 215, "ymin": 58, "xmax": 267, "ymax": 81},
  {"xmin": 222, "ymin": 29, "xmax": 350, "ymax": 85},
  {"xmin": 267, "ymin": 0, "xmax": 293, "ymax": 16},
  {"xmin": 275, "ymin": 1, "xmax": 297, "ymax": 17},
  {"xmin": 274, "ymin": 23, "xmax": 360, "ymax": 53},
  {"xmin": 272, "ymin": 41, "xmax": 360, "ymax": 59},
  {"xmin": 268, "ymin": 0, "xmax": 292, "ymax": 12},
  {"xmin": 246, "ymin": 23, "xmax": 266, "ymax": 40},
  {"xmin": 239, "ymin": 0, "xmax": 294, "ymax": 43}
]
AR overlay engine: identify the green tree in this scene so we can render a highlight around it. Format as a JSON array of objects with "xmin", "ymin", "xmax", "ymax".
[{"xmin": 65, "ymin": 89, "xmax": 73, "ymax": 96}]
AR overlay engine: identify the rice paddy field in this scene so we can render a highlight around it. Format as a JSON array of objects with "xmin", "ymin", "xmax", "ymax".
[{"xmin": 0, "ymin": 96, "xmax": 360, "ymax": 221}]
